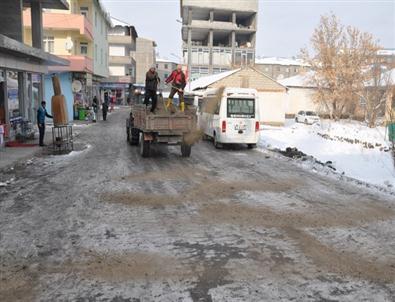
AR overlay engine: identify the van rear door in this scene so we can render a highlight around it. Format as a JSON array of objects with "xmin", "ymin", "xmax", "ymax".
[{"xmin": 225, "ymin": 98, "xmax": 256, "ymax": 138}]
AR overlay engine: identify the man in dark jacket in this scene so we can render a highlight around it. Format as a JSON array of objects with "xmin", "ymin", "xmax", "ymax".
[
  {"xmin": 165, "ymin": 64, "xmax": 187, "ymax": 112},
  {"xmin": 144, "ymin": 66, "xmax": 160, "ymax": 113},
  {"xmin": 37, "ymin": 101, "xmax": 53, "ymax": 146},
  {"xmin": 103, "ymin": 92, "xmax": 109, "ymax": 121}
]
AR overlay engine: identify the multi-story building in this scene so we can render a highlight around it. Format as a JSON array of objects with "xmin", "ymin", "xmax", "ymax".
[
  {"xmin": 376, "ymin": 49, "xmax": 395, "ymax": 69},
  {"xmin": 1, "ymin": 0, "xmax": 69, "ymax": 141},
  {"xmin": 254, "ymin": 57, "xmax": 310, "ymax": 80},
  {"xmin": 156, "ymin": 58, "xmax": 178, "ymax": 90},
  {"xmin": 131, "ymin": 37, "xmax": 157, "ymax": 84},
  {"xmin": 101, "ymin": 18, "xmax": 138, "ymax": 105},
  {"xmin": 23, "ymin": 0, "xmax": 111, "ymax": 121},
  {"xmin": 180, "ymin": 0, "xmax": 258, "ymax": 80}
]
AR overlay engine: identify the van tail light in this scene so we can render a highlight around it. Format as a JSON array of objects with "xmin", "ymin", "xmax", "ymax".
[
  {"xmin": 222, "ymin": 120, "xmax": 226, "ymax": 133},
  {"xmin": 255, "ymin": 121, "xmax": 260, "ymax": 132}
]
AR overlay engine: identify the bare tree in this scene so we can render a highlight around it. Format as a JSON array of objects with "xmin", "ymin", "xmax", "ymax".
[
  {"xmin": 362, "ymin": 66, "xmax": 393, "ymax": 127},
  {"xmin": 302, "ymin": 14, "xmax": 379, "ymax": 120}
]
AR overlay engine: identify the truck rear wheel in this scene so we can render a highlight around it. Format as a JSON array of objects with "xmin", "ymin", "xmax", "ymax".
[
  {"xmin": 139, "ymin": 133, "xmax": 150, "ymax": 157},
  {"xmin": 130, "ymin": 128, "xmax": 140, "ymax": 145},
  {"xmin": 181, "ymin": 142, "xmax": 192, "ymax": 157}
]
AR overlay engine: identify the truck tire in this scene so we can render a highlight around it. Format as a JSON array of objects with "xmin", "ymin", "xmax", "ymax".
[
  {"xmin": 130, "ymin": 128, "xmax": 140, "ymax": 146},
  {"xmin": 139, "ymin": 133, "xmax": 150, "ymax": 157},
  {"xmin": 181, "ymin": 142, "xmax": 192, "ymax": 157}
]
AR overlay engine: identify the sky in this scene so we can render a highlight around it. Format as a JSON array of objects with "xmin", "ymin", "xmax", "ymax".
[{"xmin": 101, "ymin": 0, "xmax": 395, "ymax": 61}]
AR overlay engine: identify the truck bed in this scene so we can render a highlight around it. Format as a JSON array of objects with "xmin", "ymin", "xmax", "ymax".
[{"xmin": 132, "ymin": 104, "xmax": 196, "ymax": 134}]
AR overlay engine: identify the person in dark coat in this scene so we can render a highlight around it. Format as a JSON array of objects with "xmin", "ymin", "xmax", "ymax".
[
  {"xmin": 165, "ymin": 64, "xmax": 186, "ymax": 112},
  {"xmin": 37, "ymin": 101, "xmax": 53, "ymax": 146},
  {"xmin": 144, "ymin": 66, "xmax": 160, "ymax": 113},
  {"xmin": 103, "ymin": 92, "xmax": 109, "ymax": 121}
]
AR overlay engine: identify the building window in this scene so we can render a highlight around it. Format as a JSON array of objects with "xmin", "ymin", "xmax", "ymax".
[
  {"xmin": 95, "ymin": 44, "xmax": 98, "ymax": 61},
  {"xmin": 265, "ymin": 67, "xmax": 269, "ymax": 72},
  {"xmin": 164, "ymin": 73, "xmax": 168, "ymax": 78},
  {"xmin": 80, "ymin": 42, "xmax": 88, "ymax": 55},
  {"xmin": 295, "ymin": 68, "xmax": 298, "ymax": 73},
  {"xmin": 80, "ymin": 6, "xmax": 88, "ymax": 17},
  {"xmin": 43, "ymin": 36, "xmax": 54, "ymax": 53},
  {"xmin": 156, "ymin": 64, "xmax": 158, "ymax": 68},
  {"xmin": 101, "ymin": 48, "xmax": 103, "ymax": 65},
  {"xmin": 164, "ymin": 64, "xmax": 168, "ymax": 69},
  {"xmin": 95, "ymin": 11, "xmax": 97, "ymax": 27},
  {"xmin": 101, "ymin": 20, "xmax": 103, "ymax": 35}
]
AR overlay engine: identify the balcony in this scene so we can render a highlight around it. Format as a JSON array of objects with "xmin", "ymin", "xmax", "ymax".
[
  {"xmin": 23, "ymin": 11, "xmax": 93, "ymax": 40},
  {"xmin": 48, "ymin": 55, "xmax": 93, "ymax": 73},
  {"xmin": 109, "ymin": 56, "xmax": 133, "ymax": 65},
  {"xmin": 108, "ymin": 35, "xmax": 133, "ymax": 45}
]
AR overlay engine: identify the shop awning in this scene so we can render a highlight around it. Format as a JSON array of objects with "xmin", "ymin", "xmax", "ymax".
[{"xmin": 0, "ymin": 34, "xmax": 69, "ymax": 67}]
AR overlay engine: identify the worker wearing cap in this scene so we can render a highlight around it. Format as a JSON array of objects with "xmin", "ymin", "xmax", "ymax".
[
  {"xmin": 165, "ymin": 65, "xmax": 186, "ymax": 112},
  {"xmin": 144, "ymin": 65, "xmax": 160, "ymax": 113}
]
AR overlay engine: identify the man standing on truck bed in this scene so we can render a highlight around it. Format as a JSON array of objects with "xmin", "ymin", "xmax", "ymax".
[
  {"xmin": 165, "ymin": 64, "xmax": 186, "ymax": 112},
  {"xmin": 144, "ymin": 66, "xmax": 160, "ymax": 113}
]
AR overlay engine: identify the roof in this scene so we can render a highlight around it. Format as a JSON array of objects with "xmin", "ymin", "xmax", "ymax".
[
  {"xmin": 187, "ymin": 69, "xmax": 241, "ymax": 92},
  {"xmin": 377, "ymin": 49, "xmax": 395, "ymax": 56},
  {"xmin": 0, "ymin": 34, "xmax": 69, "ymax": 66},
  {"xmin": 278, "ymin": 71, "xmax": 316, "ymax": 88},
  {"xmin": 365, "ymin": 68, "xmax": 395, "ymax": 87},
  {"xmin": 111, "ymin": 17, "xmax": 129, "ymax": 27},
  {"xmin": 156, "ymin": 58, "xmax": 177, "ymax": 64},
  {"xmin": 255, "ymin": 57, "xmax": 309, "ymax": 67},
  {"xmin": 23, "ymin": 0, "xmax": 69, "ymax": 10}
]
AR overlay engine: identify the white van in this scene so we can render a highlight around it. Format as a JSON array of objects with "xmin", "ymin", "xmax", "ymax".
[{"xmin": 199, "ymin": 87, "xmax": 260, "ymax": 149}]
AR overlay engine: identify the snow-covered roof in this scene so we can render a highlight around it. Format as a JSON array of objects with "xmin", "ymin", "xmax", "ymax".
[
  {"xmin": 111, "ymin": 17, "xmax": 130, "ymax": 27},
  {"xmin": 187, "ymin": 69, "xmax": 241, "ymax": 92},
  {"xmin": 255, "ymin": 57, "xmax": 309, "ymax": 67},
  {"xmin": 156, "ymin": 58, "xmax": 177, "ymax": 64},
  {"xmin": 278, "ymin": 71, "xmax": 317, "ymax": 88},
  {"xmin": 365, "ymin": 68, "xmax": 395, "ymax": 87}
]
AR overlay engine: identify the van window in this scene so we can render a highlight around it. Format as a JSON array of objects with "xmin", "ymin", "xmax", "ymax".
[{"xmin": 227, "ymin": 98, "xmax": 255, "ymax": 118}]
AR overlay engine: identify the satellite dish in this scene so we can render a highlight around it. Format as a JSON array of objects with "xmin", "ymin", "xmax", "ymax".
[
  {"xmin": 65, "ymin": 39, "xmax": 74, "ymax": 51},
  {"xmin": 72, "ymin": 80, "xmax": 82, "ymax": 93}
]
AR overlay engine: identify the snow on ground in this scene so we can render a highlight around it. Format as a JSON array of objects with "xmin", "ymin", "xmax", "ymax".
[{"xmin": 259, "ymin": 119, "xmax": 395, "ymax": 189}]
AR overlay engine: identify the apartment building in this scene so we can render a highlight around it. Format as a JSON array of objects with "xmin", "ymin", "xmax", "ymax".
[
  {"xmin": 180, "ymin": 0, "xmax": 258, "ymax": 80},
  {"xmin": 0, "ymin": 0, "xmax": 68, "ymax": 141},
  {"xmin": 131, "ymin": 37, "xmax": 157, "ymax": 84},
  {"xmin": 156, "ymin": 59, "xmax": 178, "ymax": 90},
  {"xmin": 102, "ymin": 18, "xmax": 138, "ymax": 105},
  {"xmin": 23, "ymin": 0, "xmax": 111, "ymax": 120},
  {"xmin": 254, "ymin": 57, "xmax": 310, "ymax": 81}
]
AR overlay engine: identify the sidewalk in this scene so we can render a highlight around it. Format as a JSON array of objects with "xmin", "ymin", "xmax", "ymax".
[{"xmin": 0, "ymin": 120, "xmax": 93, "ymax": 170}]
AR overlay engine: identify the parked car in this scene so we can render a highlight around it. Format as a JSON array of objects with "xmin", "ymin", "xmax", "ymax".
[{"xmin": 295, "ymin": 111, "xmax": 320, "ymax": 124}]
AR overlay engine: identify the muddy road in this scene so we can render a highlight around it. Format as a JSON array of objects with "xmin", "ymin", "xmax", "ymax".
[{"xmin": 1, "ymin": 108, "xmax": 394, "ymax": 301}]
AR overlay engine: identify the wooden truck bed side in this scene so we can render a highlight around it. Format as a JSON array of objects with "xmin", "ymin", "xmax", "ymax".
[{"xmin": 132, "ymin": 104, "xmax": 196, "ymax": 133}]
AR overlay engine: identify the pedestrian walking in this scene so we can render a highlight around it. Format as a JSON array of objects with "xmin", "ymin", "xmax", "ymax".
[
  {"xmin": 37, "ymin": 101, "xmax": 53, "ymax": 146},
  {"xmin": 165, "ymin": 64, "xmax": 186, "ymax": 112},
  {"xmin": 103, "ymin": 92, "xmax": 109, "ymax": 121},
  {"xmin": 144, "ymin": 66, "xmax": 160, "ymax": 113},
  {"xmin": 92, "ymin": 96, "xmax": 98, "ymax": 122}
]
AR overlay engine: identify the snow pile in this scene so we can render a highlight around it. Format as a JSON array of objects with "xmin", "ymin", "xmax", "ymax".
[{"xmin": 259, "ymin": 120, "xmax": 395, "ymax": 189}]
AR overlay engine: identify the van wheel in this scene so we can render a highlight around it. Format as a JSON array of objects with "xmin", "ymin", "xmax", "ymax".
[
  {"xmin": 139, "ymin": 133, "xmax": 150, "ymax": 157},
  {"xmin": 248, "ymin": 144, "xmax": 257, "ymax": 149},
  {"xmin": 304, "ymin": 119, "xmax": 308, "ymax": 124},
  {"xmin": 213, "ymin": 133, "xmax": 220, "ymax": 149},
  {"xmin": 181, "ymin": 142, "xmax": 192, "ymax": 157},
  {"xmin": 295, "ymin": 117, "xmax": 298, "ymax": 123}
]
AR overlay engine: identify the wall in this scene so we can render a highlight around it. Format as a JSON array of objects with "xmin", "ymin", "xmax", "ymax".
[
  {"xmin": 44, "ymin": 72, "xmax": 74, "ymax": 122},
  {"xmin": 109, "ymin": 66, "xmax": 125, "ymax": 76},
  {"xmin": 285, "ymin": 87, "xmax": 317, "ymax": 115},
  {"xmin": 182, "ymin": 0, "xmax": 258, "ymax": 12},
  {"xmin": 257, "ymin": 92, "xmax": 286, "ymax": 125},
  {"xmin": 132, "ymin": 38, "xmax": 156, "ymax": 84}
]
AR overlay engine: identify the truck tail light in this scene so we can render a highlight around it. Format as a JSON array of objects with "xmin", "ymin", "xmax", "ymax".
[
  {"xmin": 222, "ymin": 120, "xmax": 226, "ymax": 133},
  {"xmin": 255, "ymin": 121, "xmax": 260, "ymax": 132}
]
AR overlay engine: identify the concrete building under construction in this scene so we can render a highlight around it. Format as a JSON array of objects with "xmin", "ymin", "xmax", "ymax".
[{"xmin": 180, "ymin": 0, "xmax": 258, "ymax": 80}]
